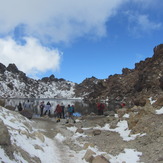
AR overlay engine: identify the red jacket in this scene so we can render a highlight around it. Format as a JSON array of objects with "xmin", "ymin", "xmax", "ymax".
[
  {"xmin": 97, "ymin": 103, "xmax": 105, "ymax": 110},
  {"xmin": 55, "ymin": 105, "xmax": 62, "ymax": 113}
]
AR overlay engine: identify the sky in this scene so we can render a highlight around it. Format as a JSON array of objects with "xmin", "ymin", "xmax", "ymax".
[{"xmin": 0, "ymin": 0, "xmax": 163, "ymax": 83}]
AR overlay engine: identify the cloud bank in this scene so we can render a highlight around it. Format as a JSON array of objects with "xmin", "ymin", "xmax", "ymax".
[
  {"xmin": 0, "ymin": 0, "xmax": 161, "ymax": 78},
  {"xmin": 0, "ymin": 37, "xmax": 61, "ymax": 78},
  {"xmin": 0, "ymin": 0, "xmax": 128, "ymax": 43}
]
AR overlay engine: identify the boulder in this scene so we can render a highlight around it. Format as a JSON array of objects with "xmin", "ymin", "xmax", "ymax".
[
  {"xmin": 0, "ymin": 99, "xmax": 5, "ymax": 107},
  {"xmin": 5, "ymin": 105, "xmax": 16, "ymax": 111},
  {"xmin": 83, "ymin": 143, "xmax": 95, "ymax": 149},
  {"xmin": 75, "ymin": 128, "xmax": 84, "ymax": 134},
  {"xmin": 117, "ymin": 108, "xmax": 127, "ymax": 118},
  {"xmin": 92, "ymin": 130, "xmax": 101, "ymax": 136},
  {"xmin": 0, "ymin": 120, "xmax": 11, "ymax": 145},
  {"xmin": 152, "ymin": 97, "xmax": 163, "ymax": 108},
  {"xmin": 83, "ymin": 149, "xmax": 96, "ymax": 162},
  {"xmin": 92, "ymin": 155, "xmax": 110, "ymax": 163},
  {"xmin": 20, "ymin": 110, "xmax": 33, "ymax": 119},
  {"xmin": 134, "ymin": 98, "xmax": 146, "ymax": 107}
]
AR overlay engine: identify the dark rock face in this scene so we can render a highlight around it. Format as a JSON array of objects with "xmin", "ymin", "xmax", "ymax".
[
  {"xmin": 0, "ymin": 120, "xmax": 11, "ymax": 145},
  {"xmin": 20, "ymin": 110, "xmax": 33, "ymax": 119},
  {"xmin": 41, "ymin": 74, "xmax": 65, "ymax": 83},
  {"xmin": 7, "ymin": 64, "xmax": 19, "ymax": 73},
  {"xmin": 0, "ymin": 63, "xmax": 6, "ymax": 74}
]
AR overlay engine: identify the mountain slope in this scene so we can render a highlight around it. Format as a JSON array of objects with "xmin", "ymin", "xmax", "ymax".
[
  {"xmin": 0, "ymin": 63, "xmax": 77, "ymax": 99},
  {"xmin": 79, "ymin": 44, "xmax": 163, "ymax": 109}
]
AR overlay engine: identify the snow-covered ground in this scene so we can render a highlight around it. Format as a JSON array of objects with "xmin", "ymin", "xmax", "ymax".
[{"xmin": 0, "ymin": 105, "xmax": 163, "ymax": 163}]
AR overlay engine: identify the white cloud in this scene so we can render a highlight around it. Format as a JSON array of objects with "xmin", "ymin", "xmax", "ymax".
[
  {"xmin": 137, "ymin": 15, "xmax": 161, "ymax": 31},
  {"xmin": 132, "ymin": 0, "xmax": 163, "ymax": 8},
  {"xmin": 0, "ymin": 37, "xmax": 62, "ymax": 78},
  {"xmin": 126, "ymin": 13, "xmax": 161, "ymax": 37},
  {"xmin": 0, "ymin": 0, "xmax": 128, "ymax": 44}
]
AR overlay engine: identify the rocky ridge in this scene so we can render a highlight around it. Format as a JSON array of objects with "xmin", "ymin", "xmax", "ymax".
[
  {"xmin": 0, "ymin": 63, "xmax": 76, "ymax": 99},
  {"xmin": 1, "ymin": 44, "xmax": 163, "ymax": 108},
  {"xmin": 77, "ymin": 44, "xmax": 163, "ymax": 110}
]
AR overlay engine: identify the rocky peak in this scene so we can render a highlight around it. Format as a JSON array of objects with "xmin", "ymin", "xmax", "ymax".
[
  {"xmin": 41, "ymin": 74, "xmax": 66, "ymax": 83},
  {"xmin": 0, "ymin": 63, "xmax": 6, "ymax": 74},
  {"xmin": 6, "ymin": 63, "xmax": 19, "ymax": 73},
  {"xmin": 81, "ymin": 44, "xmax": 163, "ymax": 110}
]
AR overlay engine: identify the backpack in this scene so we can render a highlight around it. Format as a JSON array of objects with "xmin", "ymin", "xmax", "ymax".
[
  {"xmin": 68, "ymin": 106, "xmax": 74, "ymax": 113},
  {"xmin": 100, "ymin": 103, "xmax": 104, "ymax": 110},
  {"xmin": 40, "ymin": 104, "xmax": 44, "ymax": 109}
]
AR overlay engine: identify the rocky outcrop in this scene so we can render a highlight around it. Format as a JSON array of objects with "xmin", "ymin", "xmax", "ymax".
[
  {"xmin": 0, "ymin": 63, "xmax": 76, "ymax": 98},
  {"xmin": 80, "ymin": 44, "xmax": 163, "ymax": 111}
]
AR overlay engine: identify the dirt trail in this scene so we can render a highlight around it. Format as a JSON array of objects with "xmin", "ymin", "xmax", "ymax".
[
  {"xmin": 32, "ymin": 114, "xmax": 163, "ymax": 163},
  {"xmin": 32, "ymin": 117, "xmax": 81, "ymax": 163}
]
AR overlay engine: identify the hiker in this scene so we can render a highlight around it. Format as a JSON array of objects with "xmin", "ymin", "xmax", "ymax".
[
  {"xmin": 39, "ymin": 101, "xmax": 45, "ymax": 116},
  {"xmin": 60, "ymin": 103, "xmax": 65, "ymax": 119},
  {"xmin": 18, "ymin": 102, "xmax": 23, "ymax": 111},
  {"xmin": 66, "ymin": 104, "xmax": 76, "ymax": 123},
  {"xmin": 44, "ymin": 101, "xmax": 51, "ymax": 116},
  {"xmin": 54, "ymin": 104, "xmax": 62, "ymax": 122},
  {"xmin": 97, "ymin": 102, "xmax": 105, "ymax": 115},
  {"xmin": 23, "ymin": 100, "xmax": 31, "ymax": 110},
  {"xmin": 71, "ymin": 105, "xmax": 75, "ymax": 113}
]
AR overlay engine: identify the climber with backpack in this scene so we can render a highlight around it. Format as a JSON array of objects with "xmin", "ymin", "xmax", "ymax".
[
  {"xmin": 65, "ymin": 104, "xmax": 76, "ymax": 123},
  {"xmin": 97, "ymin": 102, "xmax": 105, "ymax": 115},
  {"xmin": 54, "ymin": 104, "xmax": 62, "ymax": 122}
]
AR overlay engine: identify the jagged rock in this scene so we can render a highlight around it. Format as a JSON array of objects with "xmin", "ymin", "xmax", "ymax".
[
  {"xmin": 75, "ymin": 128, "xmax": 84, "ymax": 134},
  {"xmin": 152, "ymin": 97, "xmax": 163, "ymax": 108},
  {"xmin": 5, "ymin": 105, "xmax": 16, "ymax": 111},
  {"xmin": 159, "ymin": 76, "xmax": 163, "ymax": 90},
  {"xmin": 83, "ymin": 143, "xmax": 95, "ymax": 149},
  {"xmin": 0, "ymin": 63, "xmax": 6, "ymax": 74},
  {"xmin": 122, "ymin": 68, "xmax": 133, "ymax": 75},
  {"xmin": 83, "ymin": 149, "xmax": 96, "ymax": 162},
  {"xmin": 31, "ymin": 131, "xmax": 45, "ymax": 142},
  {"xmin": 92, "ymin": 129, "xmax": 101, "ymax": 136},
  {"xmin": 117, "ymin": 108, "xmax": 127, "ymax": 118},
  {"xmin": 0, "ymin": 120, "xmax": 11, "ymax": 145},
  {"xmin": 92, "ymin": 155, "xmax": 110, "ymax": 163},
  {"xmin": 0, "ymin": 99, "xmax": 5, "ymax": 107},
  {"xmin": 104, "ymin": 111, "xmax": 115, "ymax": 116},
  {"xmin": 20, "ymin": 110, "xmax": 33, "ymax": 119},
  {"xmin": 0, "ymin": 62, "xmax": 76, "ymax": 99},
  {"xmin": 7, "ymin": 63, "xmax": 19, "ymax": 73},
  {"xmin": 34, "ymin": 144, "xmax": 44, "ymax": 152},
  {"xmin": 133, "ymin": 98, "xmax": 146, "ymax": 107}
]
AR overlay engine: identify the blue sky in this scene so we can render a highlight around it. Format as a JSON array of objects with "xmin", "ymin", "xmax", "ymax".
[{"xmin": 0, "ymin": 0, "xmax": 163, "ymax": 83}]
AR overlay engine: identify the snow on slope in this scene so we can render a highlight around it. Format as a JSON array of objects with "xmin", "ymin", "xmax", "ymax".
[{"xmin": 0, "ymin": 70, "xmax": 76, "ymax": 99}]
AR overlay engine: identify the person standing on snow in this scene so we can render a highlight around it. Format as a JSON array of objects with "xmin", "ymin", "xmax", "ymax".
[
  {"xmin": 44, "ymin": 101, "xmax": 51, "ymax": 116},
  {"xmin": 54, "ymin": 104, "xmax": 62, "ymax": 122},
  {"xmin": 39, "ymin": 101, "xmax": 45, "ymax": 117},
  {"xmin": 18, "ymin": 102, "xmax": 23, "ymax": 111},
  {"xmin": 23, "ymin": 100, "xmax": 31, "ymax": 110},
  {"xmin": 60, "ymin": 103, "xmax": 65, "ymax": 119},
  {"xmin": 66, "ymin": 104, "xmax": 76, "ymax": 123}
]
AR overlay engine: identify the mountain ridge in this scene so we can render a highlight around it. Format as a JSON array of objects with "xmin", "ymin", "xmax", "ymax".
[{"xmin": 1, "ymin": 44, "xmax": 163, "ymax": 107}]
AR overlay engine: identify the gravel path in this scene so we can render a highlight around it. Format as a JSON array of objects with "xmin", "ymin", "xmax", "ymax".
[{"xmin": 32, "ymin": 114, "xmax": 163, "ymax": 163}]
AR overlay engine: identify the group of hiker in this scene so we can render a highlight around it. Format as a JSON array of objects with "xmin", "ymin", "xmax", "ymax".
[
  {"xmin": 39, "ymin": 101, "xmax": 76, "ymax": 123},
  {"xmin": 17, "ymin": 99, "xmax": 109, "ymax": 123}
]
